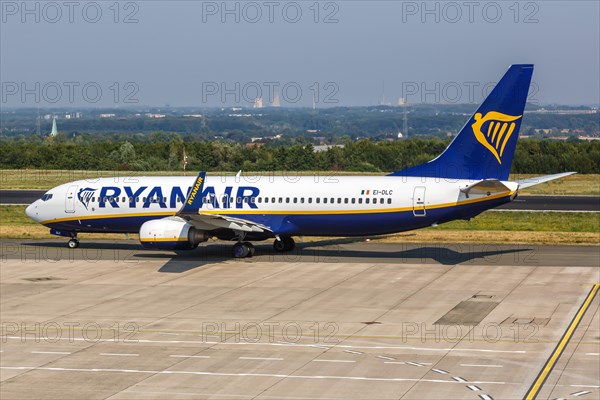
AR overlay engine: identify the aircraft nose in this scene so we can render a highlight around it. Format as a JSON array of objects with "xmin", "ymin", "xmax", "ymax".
[{"xmin": 25, "ymin": 202, "xmax": 39, "ymax": 221}]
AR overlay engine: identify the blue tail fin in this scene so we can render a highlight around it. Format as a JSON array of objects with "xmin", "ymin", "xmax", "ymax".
[{"xmin": 390, "ymin": 64, "xmax": 534, "ymax": 180}]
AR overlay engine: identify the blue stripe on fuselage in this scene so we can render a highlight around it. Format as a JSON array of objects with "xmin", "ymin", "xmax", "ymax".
[{"xmin": 44, "ymin": 195, "xmax": 510, "ymax": 237}]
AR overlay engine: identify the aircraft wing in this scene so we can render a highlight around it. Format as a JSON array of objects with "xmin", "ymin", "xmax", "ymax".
[
  {"xmin": 182, "ymin": 213, "xmax": 272, "ymax": 233},
  {"xmin": 176, "ymin": 172, "xmax": 272, "ymax": 233},
  {"xmin": 460, "ymin": 179, "xmax": 512, "ymax": 197},
  {"xmin": 515, "ymin": 172, "xmax": 577, "ymax": 189}
]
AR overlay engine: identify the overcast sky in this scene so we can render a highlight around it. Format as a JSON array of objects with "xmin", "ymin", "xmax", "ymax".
[{"xmin": 1, "ymin": 1, "xmax": 598, "ymax": 107}]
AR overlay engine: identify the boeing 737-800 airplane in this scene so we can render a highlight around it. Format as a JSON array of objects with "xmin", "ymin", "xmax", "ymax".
[{"xmin": 26, "ymin": 65, "xmax": 574, "ymax": 257}]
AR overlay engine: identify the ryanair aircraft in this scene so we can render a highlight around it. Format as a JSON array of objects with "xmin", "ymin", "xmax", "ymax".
[{"xmin": 26, "ymin": 65, "xmax": 574, "ymax": 258}]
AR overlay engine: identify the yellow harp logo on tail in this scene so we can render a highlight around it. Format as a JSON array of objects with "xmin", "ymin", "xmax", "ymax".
[{"xmin": 471, "ymin": 111, "xmax": 522, "ymax": 164}]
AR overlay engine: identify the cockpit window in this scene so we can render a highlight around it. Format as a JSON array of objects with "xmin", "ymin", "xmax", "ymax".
[{"xmin": 41, "ymin": 193, "xmax": 53, "ymax": 201}]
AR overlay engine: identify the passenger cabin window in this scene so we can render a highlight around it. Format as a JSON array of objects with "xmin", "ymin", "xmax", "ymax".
[
  {"xmin": 366, "ymin": 198, "xmax": 370, "ymax": 204},
  {"xmin": 358, "ymin": 198, "xmax": 363, "ymax": 204},
  {"xmin": 323, "ymin": 198, "xmax": 327, "ymax": 204}
]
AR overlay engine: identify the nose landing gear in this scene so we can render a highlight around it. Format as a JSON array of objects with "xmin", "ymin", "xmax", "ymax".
[{"xmin": 50, "ymin": 229, "xmax": 79, "ymax": 249}]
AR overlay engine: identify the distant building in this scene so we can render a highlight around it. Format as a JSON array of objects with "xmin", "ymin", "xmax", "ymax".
[
  {"xmin": 145, "ymin": 113, "xmax": 166, "ymax": 118},
  {"xmin": 578, "ymin": 136, "xmax": 600, "ymax": 141},
  {"xmin": 271, "ymin": 93, "xmax": 281, "ymax": 107},
  {"xmin": 313, "ymin": 144, "xmax": 344, "ymax": 153},
  {"xmin": 99, "ymin": 113, "xmax": 116, "ymax": 118},
  {"xmin": 253, "ymin": 97, "xmax": 264, "ymax": 108},
  {"xmin": 49, "ymin": 117, "xmax": 58, "ymax": 137}
]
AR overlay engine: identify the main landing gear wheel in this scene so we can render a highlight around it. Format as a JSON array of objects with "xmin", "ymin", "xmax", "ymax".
[
  {"xmin": 232, "ymin": 242, "xmax": 254, "ymax": 258},
  {"xmin": 67, "ymin": 238, "xmax": 80, "ymax": 249},
  {"xmin": 273, "ymin": 236, "xmax": 295, "ymax": 252}
]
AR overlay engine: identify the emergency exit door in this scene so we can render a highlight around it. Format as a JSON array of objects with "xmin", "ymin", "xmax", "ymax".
[{"xmin": 413, "ymin": 186, "xmax": 426, "ymax": 216}]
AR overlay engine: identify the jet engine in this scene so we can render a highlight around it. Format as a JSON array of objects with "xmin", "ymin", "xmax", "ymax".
[{"xmin": 139, "ymin": 217, "xmax": 209, "ymax": 250}]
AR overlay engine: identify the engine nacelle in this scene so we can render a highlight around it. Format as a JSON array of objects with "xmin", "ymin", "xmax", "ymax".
[{"xmin": 139, "ymin": 217, "xmax": 209, "ymax": 250}]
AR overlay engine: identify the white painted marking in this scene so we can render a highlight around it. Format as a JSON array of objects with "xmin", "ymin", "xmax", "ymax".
[
  {"xmin": 570, "ymin": 385, "xmax": 600, "ymax": 389},
  {"xmin": 467, "ymin": 385, "xmax": 481, "ymax": 391},
  {"xmin": 479, "ymin": 395, "xmax": 494, "ymax": 400},
  {"xmin": 571, "ymin": 391, "xmax": 592, "ymax": 397},
  {"xmin": 343, "ymin": 350, "xmax": 363, "ymax": 355},
  {"xmin": 99, "ymin": 353, "xmax": 139, "ymax": 357},
  {"xmin": 310, "ymin": 345, "xmax": 330, "ymax": 350},
  {"xmin": 31, "ymin": 351, "xmax": 71, "ymax": 355},
  {"xmin": 407, "ymin": 361, "xmax": 423, "ymax": 367},
  {"xmin": 239, "ymin": 357, "xmax": 283, "ymax": 361},
  {"xmin": 2, "ymin": 335, "xmax": 527, "ymax": 353},
  {"xmin": 584, "ymin": 353, "xmax": 600, "ymax": 356},
  {"xmin": 384, "ymin": 361, "xmax": 406, "ymax": 365},
  {"xmin": 453, "ymin": 376, "xmax": 467, "ymax": 382},
  {"xmin": 376, "ymin": 355, "xmax": 395, "ymax": 361},
  {"xmin": 312, "ymin": 359, "xmax": 356, "ymax": 363},
  {"xmin": 159, "ymin": 332, "xmax": 179, "ymax": 336},
  {"xmin": 169, "ymin": 355, "xmax": 210, "ymax": 359},
  {"xmin": 461, "ymin": 364, "xmax": 503, "ymax": 368},
  {"xmin": 432, "ymin": 368, "xmax": 448, "ymax": 374},
  {"xmin": 0, "ymin": 366, "xmax": 508, "ymax": 385}
]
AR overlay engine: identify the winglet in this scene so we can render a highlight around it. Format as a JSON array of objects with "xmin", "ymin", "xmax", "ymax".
[
  {"xmin": 178, "ymin": 171, "xmax": 206, "ymax": 215},
  {"xmin": 516, "ymin": 172, "xmax": 577, "ymax": 189}
]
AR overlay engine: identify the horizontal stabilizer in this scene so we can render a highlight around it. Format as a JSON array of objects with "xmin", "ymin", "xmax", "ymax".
[
  {"xmin": 516, "ymin": 172, "xmax": 577, "ymax": 189},
  {"xmin": 460, "ymin": 179, "xmax": 511, "ymax": 197},
  {"xmin": 460, "ymin": 179, "xmax": 510, "ymax": 195}
]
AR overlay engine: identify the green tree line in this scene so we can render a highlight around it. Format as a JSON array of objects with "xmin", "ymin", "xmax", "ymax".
[{"xmin": 1, "ymin": 136, "xmax": 598, "ymax": 174}]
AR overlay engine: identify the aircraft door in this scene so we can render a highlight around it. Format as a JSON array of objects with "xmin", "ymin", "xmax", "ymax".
[
  {"xmin": 65, "ymin": 185, "xmax": 78, "ymax": 213},
  {"xmin": 413, "ymin": 186, "xmax": 426, "ymax": 216}
]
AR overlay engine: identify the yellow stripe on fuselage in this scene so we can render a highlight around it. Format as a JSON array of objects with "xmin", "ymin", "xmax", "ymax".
[
  {"xmin": 139, "ymin": 237, "xmax": 188, "ymax": 242},
  {"xmin": 41, "ymin": 190, "xmax": 514, "ymax": 225}
]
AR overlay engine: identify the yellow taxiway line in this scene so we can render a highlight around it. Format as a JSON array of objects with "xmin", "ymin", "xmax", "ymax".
[{"xmin": 524, "ymin": 282, "xmax": 600, "ymax": 400}]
